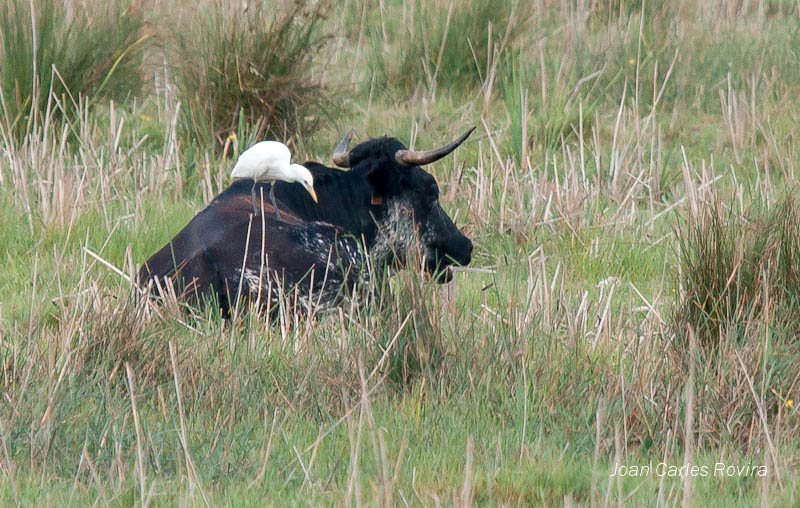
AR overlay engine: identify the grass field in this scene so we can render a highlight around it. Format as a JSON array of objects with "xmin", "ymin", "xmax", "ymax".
[{"xmin": 2, "ymin": 0, "xmax": 800, "ymax": 505}]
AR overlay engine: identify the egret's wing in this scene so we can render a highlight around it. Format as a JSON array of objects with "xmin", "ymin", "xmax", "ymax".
[{"xmin": 231, "ymin": 141, "xmax": 291, "ymax": 179}]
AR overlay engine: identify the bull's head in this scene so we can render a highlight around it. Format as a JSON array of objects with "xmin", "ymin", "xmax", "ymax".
[{"xmin": 331, "ymin": 129, "xmax": 474, "ymax": 282}]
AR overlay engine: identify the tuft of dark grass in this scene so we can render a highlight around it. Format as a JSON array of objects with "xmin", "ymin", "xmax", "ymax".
[
  {"xmin": 170, "ymin": 0, "xmax": 334, "ymax": 148},
  {"xmin": 0, "ymin": 0, "xmax": 147, "ymax": 141},
  {"xmin": 662, "ymin": 195, "xmax": 800, "ymax": 448},
  {"xmin": 673, "ymin": 195, "xmax": 800, "ymax": 349}
]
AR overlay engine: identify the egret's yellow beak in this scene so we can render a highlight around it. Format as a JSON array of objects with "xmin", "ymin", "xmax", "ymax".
[{"xmin": 306, "ymin": 185, "xmax": 318, "ymax": 203}]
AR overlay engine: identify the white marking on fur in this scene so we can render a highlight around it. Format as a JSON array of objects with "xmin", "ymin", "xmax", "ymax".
[{"xmin": 370, "ymin": 200, "xmax": 419, "ymax": 265}]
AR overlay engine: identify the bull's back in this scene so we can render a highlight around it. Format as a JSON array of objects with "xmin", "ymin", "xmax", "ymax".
[
  {"xmin": 138, "ymin": 185, "xmax": 253, "ymax": 287},
  {"xmin": 137, "ymin": 181, "xmax": 338, "ymax": 307}
]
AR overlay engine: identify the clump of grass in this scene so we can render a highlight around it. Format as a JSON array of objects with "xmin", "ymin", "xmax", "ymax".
[
  {"xmin": 663, "ymin": 196, "xmax": 800, "ymax": 448},
  {"xmin": 65, "ymin": 289, "xmax": 169, "ymax": 387},
  {"xmin": 0, "ymin": 0, "xmax": 147, "ymax": 141},
  {"xmin": 674, "ymin": 196, "xmax": 800, "ymax": 349},
  {"xmin": 368, "ymin": 0, "xmax": 524, "ymax": 95},
  {"xmin": 170, "ymin": 0, "xmax": 333, "ymax": 148},
  {"xmin": 378, "ymin": 267, "xmax": 445, "ymax": 388}
]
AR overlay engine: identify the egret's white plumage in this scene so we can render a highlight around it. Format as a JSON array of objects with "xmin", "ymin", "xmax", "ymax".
[{"xmin": 231, "ymin": 140, "xmax": 318, "ymax": 216}]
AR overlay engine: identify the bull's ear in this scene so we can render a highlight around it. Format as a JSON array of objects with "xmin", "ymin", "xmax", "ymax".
[{"xmin": 363, "ymin": 161, "xmax": 401, "ymax": 197}]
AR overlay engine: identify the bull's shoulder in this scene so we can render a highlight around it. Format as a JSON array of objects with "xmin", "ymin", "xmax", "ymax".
[
  {"xmin": 278, "ymin": 219, "xmax": 353, "ymax": 247},
  {"xmin": 267, "ymin": 220, "xmax": 363, "ymax": 267}
]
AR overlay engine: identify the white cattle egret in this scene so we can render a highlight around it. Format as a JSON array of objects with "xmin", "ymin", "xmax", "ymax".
[{"xmin": 231, "ymin": 140, "xmax": 318, "ymax": 217}]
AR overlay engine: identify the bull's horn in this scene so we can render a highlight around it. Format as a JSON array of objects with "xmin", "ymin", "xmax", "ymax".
[
  {"xmin": 394, "ymin": 127, "xmax": 475, "ymax": 167},
  {"xmin": 332, "ymin": 130, "xmax": 354, "ymax": 168}
]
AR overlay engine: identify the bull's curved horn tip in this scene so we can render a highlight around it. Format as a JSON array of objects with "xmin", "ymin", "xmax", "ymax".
[{"xmin": 394, "ymin": 127, "xmax": 476, "ymax": 167}]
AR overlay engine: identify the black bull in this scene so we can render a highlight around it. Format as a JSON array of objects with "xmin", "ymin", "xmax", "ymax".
[{"xmin": 138, "ymin": 129, "xmax": 474, "ymax": 315}]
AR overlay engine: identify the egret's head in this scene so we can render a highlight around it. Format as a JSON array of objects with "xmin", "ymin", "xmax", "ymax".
[{"xmin": 289, "ymin": 163, "xmax": 318, "ymax": 203}]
